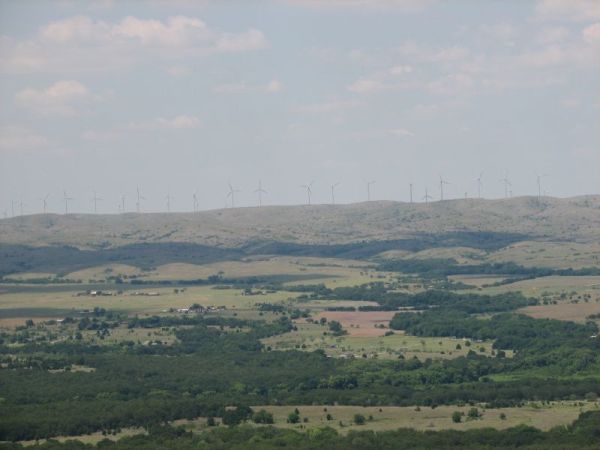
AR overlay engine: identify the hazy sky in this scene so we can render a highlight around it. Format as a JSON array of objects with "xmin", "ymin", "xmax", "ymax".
[{"xmin": 1, "ymin": 0, "xmax": 599, "ymax": 215}]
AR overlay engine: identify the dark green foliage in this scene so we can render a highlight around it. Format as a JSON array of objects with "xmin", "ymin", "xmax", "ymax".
[{"xmin": 252, "ymin": 410, "xmax": 274, "ymax": 424}]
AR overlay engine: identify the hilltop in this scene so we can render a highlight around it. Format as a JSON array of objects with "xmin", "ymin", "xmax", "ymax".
[{"xmin": 1, "ymin": 196, "xmax": 600, "ymax": 249}]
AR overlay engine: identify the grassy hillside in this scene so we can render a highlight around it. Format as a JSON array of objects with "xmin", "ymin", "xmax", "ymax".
[{"xmin": 1, "ymin": 196, "xmax": 600, "ymax": 249}]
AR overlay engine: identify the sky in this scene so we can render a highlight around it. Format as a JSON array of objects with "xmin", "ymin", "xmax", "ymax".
[{"xmin": 0, "ymin": 0, "xmax": 599, "ymax": 215}]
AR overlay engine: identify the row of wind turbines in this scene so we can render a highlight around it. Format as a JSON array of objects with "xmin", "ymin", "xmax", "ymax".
[{"xmin": 3, "ymin": 173, "xmax": 550, "ymax": 217}]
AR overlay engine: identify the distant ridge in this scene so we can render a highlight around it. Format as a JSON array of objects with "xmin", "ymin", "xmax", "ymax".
[{"xmin": 1, "ymin": 196, "xmax": 600, "ymax": 249}]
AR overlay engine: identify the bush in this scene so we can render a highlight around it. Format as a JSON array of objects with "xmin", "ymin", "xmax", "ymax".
[
  {"xmin": 354, "ymin": 414, "xmax": 366, "ymax": 425},
  {"xmin": 467, "ymin": 407, "xmax": 481, "ymax": 419},
  {"xmin": 287, "ymin": 411, "xmax": 300, "ymax": 424},
  {"xmin": 452, "ymin": 411, "xmax": 463, "ymax": 423},
  {"xmin": 252, "ymin": 409, "xmax": 274, "ymax": 424}
]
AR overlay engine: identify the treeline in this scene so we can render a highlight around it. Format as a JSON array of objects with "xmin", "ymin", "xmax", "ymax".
[
  {"xmin": 378, "ymin": 258, "xmax": 600, "ymax": 279},
  {"xmin": 298, "ymin": 283, "xmax": 536, "ymax": 313},
  {"xmin": 3, "ymin": 411, "xmax": 600, "ymax": 450}
]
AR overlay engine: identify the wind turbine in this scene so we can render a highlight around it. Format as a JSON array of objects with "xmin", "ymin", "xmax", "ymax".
[
  {"xmin": 136, "ymin": 186, "xmax": 145, "ymax": 213},
  {"xmin": 476, "ymin": 172, "xmax": 483, "ymax": 199},
  {"xmin": 330, "ymin": 182, "xmax": 340, "ymax": 205},
  {"xmin": 254, "ymin": 181, "xmax": 267, "ymax": 207},
  {"xmin": 19, "ymin": 199, "xmax": 25, "ymax": 216},
  {"xmin": 227, "ymin": 182, "xmax": 241, "ymax": 208},
  {"xmin": 39, "ymin": 194, "xmax": 50, "ymax": 214},
  {"xmin": 439, "ymin": 174, "xmax": 450, "ymax": 201},
  {"xmin": 91, "ymin": 190, "xmax": 102, "ymax": 213},
  {"xmin": 192, "ymin": 191, "xmax": 199, "ymax": 212},
  {"xmin": 366, "ymin": 180, "xmax": 376, "ymax": 201},
  {"xmin": 11, "ymin": 200, "xmax": 15, "ymax": 217},
  {"xmin": 423, "ymin": 188, "xmax": 433, "ymax": 204},
  {"xmin": 165, "ymin": 192, "xmax": 174, "ymax": 212},
  {"xmin": 63, "ymin": 191, "xmax": 73, "ymax": 215},
  {"xmin": 409, "ymin": 183, "xmax": 414, "ymax": 204},
  {"xmin": 536, "ymin": 174, "xmax": 547, "ymax": 201},
  {"xmin": 300, "ymin": 181, "xmax": 314, "ymax": 205},
  {"xmin": 120, "ymin": 194, "xmax": 126, "ymax": 213},
  {"xmin": 499, "ymin": 172, "xmax": 511, "ymax": 199}
]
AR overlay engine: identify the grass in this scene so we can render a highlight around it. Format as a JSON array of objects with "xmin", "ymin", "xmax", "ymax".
[
  {"xmin": 0, "ymin": 285, "xmax": 301, "ymax": 320},
  {"xmin": 481, "ymin": 276, "xmax": 600, "ymax": 297},
  {"xmin": 518, "ymin": 299, "xmax": 600, "ymax": 323},
  {"xmin": 178, "ymin": 402, "xmax": 600, "ymax": 435},
  {"xmin": 262, "ymin": 322, "xmax": 499, "ymax": 360}
]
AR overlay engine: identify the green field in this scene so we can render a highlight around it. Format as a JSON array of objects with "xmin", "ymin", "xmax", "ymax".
[{"xmin": 262, "ymin": 322, "xmax": 499, "ymax": 360}]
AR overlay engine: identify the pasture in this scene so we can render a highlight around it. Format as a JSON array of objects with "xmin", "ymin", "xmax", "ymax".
[{"xmin": 262, "ymin": 322, "xmax": 498, "ymax": 360}]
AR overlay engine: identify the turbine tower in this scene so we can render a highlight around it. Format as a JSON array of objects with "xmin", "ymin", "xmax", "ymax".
[
  {"xmin": 165, "ymin": 192, "xmax": 173, "ymax": 212},
  {"xmin": 63, "ymin": 191, "xmax": 73, "ymax": 215},
  {"xmin": 423, "ymin": 188, "xmax": 433, "ymax": 204},
  {"xmin": 536, "ymin": 174, "xmax": 547, "ymax": 201},
  {"xmin": 409, "ymin": 183, "xmax": 414, "ymax": 204},
  {"xmin": 330, "ymin": 182, "xmax": 340, "ymax": 205},
  {"xmin": 500, "ymin": 172, "xmax": 511, "ymax": 199},
  {"xmin": 193, "ymin": 191, "xmax": 199, "ymax": 212},
  {"xmin": 227, "ymin": 182, "xmax": 241, "ymax": 208},
  {"xmin": 366, "ymin": 180, "xmax": 376, "ymax": 201},
  {"xmin": 39, "ymin": 194, "xmax": 50, "ymax": 214},
  {"xmin": 439, "ymin": 174, "xmax": 450, "ymax": 201},
  {"xmin": 120, "ymin": 194, "xmax": 126, "ymax": 213},
  {"xmin": 136, "ymin": 187, "xmax": 145, "ymax": 213},
  {"xmin": 91, "ymin": 190, "xmax": 102, "ymax": 213},
  {"xmin": 300, "ymin": 181, "xmax": 314, "ymax": 205},
  {"xmin": 11, "ymin": 200, "xmax": 15, "ymax": 217},
  {"xmin": 476, "ymin": 172, "xmax": 483, "ymax": 199},
  {"xmin": 254, "ymin": 180, "xmax": 267, "ymax": 207}
]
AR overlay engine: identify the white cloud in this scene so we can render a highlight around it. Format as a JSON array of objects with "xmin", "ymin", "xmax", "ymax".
[
  {"xmin": 518, "ymin": 45, "xmax": 565, "ymax": 68},
  {"xmin": 82, "ymin": 129, "xmax": 121, "ymax": 142},
  {"xmin": 15, "ymin": 80, "xmax": 98, "ymax": 115},
  {"xmin": 536, "ymin": 26, "xmax": 570, "ymax": 44},
  {"xmin": 388, "ymin": 64, "xmax": 413, "ymax": 75},
  {"xmin": 279, "ymin": 0, "xmax": 435, "ymax": 10},
  {"xmin": 165, "ymin": 65, "xmax": 190, "ymax": 77},
  {"xmin": 389, "ymin": 128, "xmax": 414, "ymax": 137},
  {"xmin": 266, "ymin": 79, "xmax": 283, "ymax": 93},
  {"xmin": 0, "ymin": 125, "xmax": 51, "ymax": 152},
  {"xmin": 427, "ymin": 73, "xmax": 474, "ymax": 95},
  {"xmin": 0, "ymin": 15, "xmax": 267, "ymax": 74},
  {"xmin": 214, "ymin": 29, "xmax": 267, "ymax": 52},
  {"xmin": 348, "ymin": 79, "xmax": 384, "ymax": 93},
  {"xmin": 295, "ymin": 100, "xmax": 359, "ymax": 114},
  {"xmin": 479, "ymin": 23, "xmax": 518, "ymax": 46},
  {"xmin": 213, "ymin": 79, "xmax": 283, "ymax": 94},
  {"xmin": 582, "ymin": 23, "xmax": 600, "ymax": 44},
  {"xmin": 127, "ymin": 115, "xmax": 201, "ymax": 131},
  {"xmin": 536, "ymin": 0, "xmax": 600, "ymax": 21}
]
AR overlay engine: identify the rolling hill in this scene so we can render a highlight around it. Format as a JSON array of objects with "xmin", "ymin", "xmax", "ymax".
[{"xmin": 1, "ymin": 196, "xmax": 600, "ymax": 250}]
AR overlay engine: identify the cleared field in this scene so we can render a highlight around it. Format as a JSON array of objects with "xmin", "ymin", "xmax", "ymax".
[
  {"xmin": 518, "ymin": 301, "xmax": 600, "ymax": 323},
  {"xmin": 449, "ymin": 275, "xmax": 508, "ymax": 288},
  {"xmin": 245, "ymin": 402, "xmax": 598, "ymax": 433},
  {"xmin": 18, "ymin": 428, "xmax": 144, "ymax": 446},
  {"xmin": 262, "ymin": 322, "xmax": 497, "ymax": 360},
  {"xmin": 487, "ymin": 241, "xmax": 600, "ymax": 269},
  {"xmin": 312, "ymin": 311, "xmax": 398, "ymax": 337},
  {"xmin": 66, "ymin": 264, "xmax": 143, "ymax": 281},
  {"xmin": 404, "ymin": 246, "xmax": 487, "ymax": 264},
  {"xmin": 0, "ymin": 285, "xmax": 300, "ymax": 318},
  {"xmin": 3, "ymin": 272, "xmax": 56, "ymax": 281},
  {"xmin": 60, "ymin": 256, "xmax": 375, "ymax": 285},
  {"xmin": 482, "ymin": 276, "xmax": 600, "ymax": 297}
]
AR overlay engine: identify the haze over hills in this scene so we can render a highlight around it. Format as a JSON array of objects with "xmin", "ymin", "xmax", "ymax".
[{"xmin": 1, "ymin": 196, "xmax": 600, "ymax": 249}]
